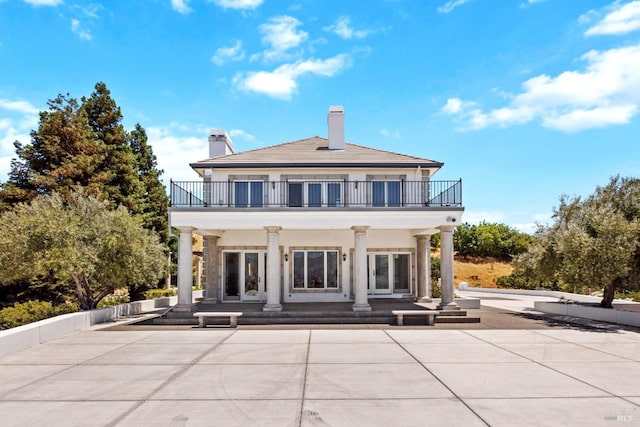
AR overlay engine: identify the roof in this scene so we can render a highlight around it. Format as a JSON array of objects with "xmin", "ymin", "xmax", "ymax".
[{"xmin": 190, "ymin": 137, "xmax": 443, "ymax": 169}]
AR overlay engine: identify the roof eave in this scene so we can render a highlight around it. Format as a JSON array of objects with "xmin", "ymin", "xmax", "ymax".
[{"xmin": 189, "ymin": 161, "xmax": 444, "ymax": 170}]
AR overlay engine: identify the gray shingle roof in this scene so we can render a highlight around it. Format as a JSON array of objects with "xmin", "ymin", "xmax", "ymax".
[{"xmin": 190, "ymin": 137, "xmax": 443, "ymax": 169}]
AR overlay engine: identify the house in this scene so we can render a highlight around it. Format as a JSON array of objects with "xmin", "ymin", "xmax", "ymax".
[{"xmin": 169, "ymin": 106, "xmax": 463, "ymax": 313}]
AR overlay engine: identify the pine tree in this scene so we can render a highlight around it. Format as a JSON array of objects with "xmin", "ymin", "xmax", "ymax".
[
  {"xmin": 80, "ymin": 82, "xmax": 144, "ymax": 212},
  {"xmin": 129, "ymin": 123, "xmax": 169, "ymax": 243},
  {"xmin": 0, "ymin": 83, "xmax": 169, "ymax": 243},
  {"xmin": 0, "ymin": 94, "xmax": 103, "ymax": 205}
]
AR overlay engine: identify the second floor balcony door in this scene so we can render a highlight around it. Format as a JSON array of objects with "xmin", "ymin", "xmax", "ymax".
[
  {"xmin": 288, "ymin": 181, "xmax": 343, "ymax": 207},
  {"xmin": 372, "ymin": 181, "xmax": 401, "ymax": 207},
  {"xmin": 234, "ymin": 181, "xmax": 263, "ymax": 207}
]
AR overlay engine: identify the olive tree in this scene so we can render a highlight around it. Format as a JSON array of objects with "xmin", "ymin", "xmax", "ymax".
[{"xmin": 0, "ymin": 189, "xmax": 166, "ymax": 309}]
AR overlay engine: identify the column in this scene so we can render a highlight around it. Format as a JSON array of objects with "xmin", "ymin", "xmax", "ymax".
[
  {"xmin": 174, "ymin": 227, "xmax": 194, "ymax": 312},
  {"xmin": 202, "ymin": 235, "xmax": 220, "ymax": 303},
  {"xmin": 352, "ymin": 226, "xmax": 371, "ymax": 312},
  {"xmin": 195, "ymin": 256, "xmax": 203, "ymax": 289},
  {"xmin": 263, "ymin": 226, "xmax": 283, "ymax": 312},
  {"xmin": 437, "ymin": 225, "xmax": 459, "ymax": 311},
  {"xmin": 416, "ymin": 234, "xmax": 432, "ymax": 302}
]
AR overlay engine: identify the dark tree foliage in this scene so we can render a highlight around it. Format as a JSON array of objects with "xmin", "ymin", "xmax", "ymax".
[
  {"xmin": 80, "ymin": 82, "xmax": 144, "ymax": 212},
  {"xmin": 453, "ymin": 222, "xmax": 532, "ymax": 260},
  {"xmin": 0, "ymin": 94, "xmax": 102, "ymax": 205},
  {"xmin": 129, "ymin": 124, "xmax": 169, "ymax": 244},
  {"xmin": 0, "ymin": 82, "xmax": 168, "ymax": 242},
  {"xmin": 0, "ymin": 83, "xmax": 170, "ymax": 304}
]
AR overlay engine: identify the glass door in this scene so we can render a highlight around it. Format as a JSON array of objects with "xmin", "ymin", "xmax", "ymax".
[
  {"xmin": 223, "ymin": 252, "xmax": 241, "ymax": 300},
  {"xmin": 242, "ymin": 252, "xmax": 263, "ymax": 301},
  {"xmin": 367, "ymin": 253, "xmax": 411, "ymax": 295},
  {"xmin": 223, "ymin": 251, "xmax": 265, "ymax": 301},
  {"xmin": 369, "ymin": 254, "xmax": 391, "ymax": 294}
]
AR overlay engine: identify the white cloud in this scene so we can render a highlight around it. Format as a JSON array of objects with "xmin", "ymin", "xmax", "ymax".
[
  {"xmin": 0, "ymin": 99, "xmax": 39, "ymax": 182},
  {"xmin": 437, "ymin": 0, "xmax": 473, "ymax": 13},
  {"xmin": 209, "ymin": 0, "xmax": 263, "ymax": 10},
  {"xmin": 23, "ymin": 0, "xmax": 62, "ymax": 6},
  {"xmin": 519, "ymin": 0, "xmax": 545, "ymax": 9},
  {"xmin": 379, "ymin": 128, "xmax": 400, "ymax": 139},
  {"xmin": 324, "ymin": 16, "xmax": 372, "ymax": 39},
  {"xmin": 0, "ymin": 124, "xmax": 31, "ymax": 182},
  {"xmin": 228, "ymin": 129, "xmax": 256, "ymax": 142},
  {"xmin": 146, "ymin": 126, "xmax": 209, "ymax": 183},
  {"xmin": 0, "ymin": 99, "xmax": 39, "ymax": 115},
  {"xmin": 442, "ymin": 98, "xmax": 464, "ymax": 114},
  {"xmin": 71, "ymin": 19, "xmax": 92, "ymax": 40},
  {"xmin": 443, "ymin": 44, "xmax": 640, "ymax": 132},
  {"xmin": 211, "ymin": 40, "xmax": 245, "ymax": 65},
  {"xmin": 171, "ymin": 0, "xmax": 192, "ymax": 14},
  {"xmin": 233, "ymin": 54, "xmax": 350, "ymax": 100},
  {"xmin": 585, "ymin": 1, "xmax": 640, "ymax": 36},
  {"xmin": 257, "ymin": 15, "xmax": 308, "ymax": 62}
]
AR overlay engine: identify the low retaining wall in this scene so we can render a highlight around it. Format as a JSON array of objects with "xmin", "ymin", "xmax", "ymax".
[
  {"xmin": 459, "ymin": 287, "xmax": 603, "ymax": 304},
  {"xmin": 0, "ymin": 291, "xmax": 203, "ymax": 359},
  {"xmin": 534, "ymin": 301, "xmax": 640, "ymax": 328}
]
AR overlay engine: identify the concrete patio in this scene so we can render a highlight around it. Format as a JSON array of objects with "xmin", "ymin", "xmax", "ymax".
[{"xmin": 1, "ymin": 302, "xmax": 639, "ymax": 426}]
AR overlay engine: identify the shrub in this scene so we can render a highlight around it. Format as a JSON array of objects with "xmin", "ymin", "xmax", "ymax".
[
  {"xmin": 97, "ymin": 288, "xmax": 130, "ymax": 308},
  {"xmin": 0, "ymin": 300, "xmax": 79, "ymax": 329},
  {"xmin": 496, "ymin": 269, "xmax": 538, "ymax": 290},
  {"xmin": 144, "ymin": 288, "xmax": 177, "ymax": 299},
  {"xmin": 431, "ymin": 280, "xmax": 442, "ymax": 299}
]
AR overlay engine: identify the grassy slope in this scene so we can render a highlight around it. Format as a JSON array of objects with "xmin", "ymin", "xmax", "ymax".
[{"xmin": 454, "ymin": 256, "xmax": 514, "ymax": 288}]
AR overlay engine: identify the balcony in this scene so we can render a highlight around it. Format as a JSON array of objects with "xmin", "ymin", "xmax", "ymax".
[{"xmin": 170, "ymin": 180, "xmax": 462, "ymax": 209}]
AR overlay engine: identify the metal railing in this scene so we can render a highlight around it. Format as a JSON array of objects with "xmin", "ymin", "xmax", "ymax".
[{"xmin": 170, "ymin": 179, "xmax": 462, "ymax": 208}]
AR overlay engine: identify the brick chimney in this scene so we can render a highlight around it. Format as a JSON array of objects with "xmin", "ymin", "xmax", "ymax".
[
  {"xmin": 208, "ymin": 129, "xmax": 234, "ymax": 158},
  {"xmin": 327, "ymin": 105, "xmax": 345, "ymax": 150}
]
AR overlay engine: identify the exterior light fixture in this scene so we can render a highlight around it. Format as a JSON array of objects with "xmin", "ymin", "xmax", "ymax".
[
  {"xmin": 284, "ymin": 254, "xmax": 288, "ymax": 262},
  {"xmin": 343, "ymin": 253, "xmax": 347, "ymax": 261}
]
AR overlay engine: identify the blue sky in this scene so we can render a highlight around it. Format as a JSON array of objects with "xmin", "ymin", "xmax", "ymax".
[{"xmin": 1, "ymin": 0, "xmax": 639, "ymax": 232}]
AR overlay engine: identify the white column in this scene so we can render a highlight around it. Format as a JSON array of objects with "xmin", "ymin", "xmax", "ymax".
[
  {"xmin": 437, "ymin": 225, "xmax": 459, "ymax": 311},
  {"xmin": 416, "ymin": 234, "xmax": 432, "ymax": 302},
  {"xmin": 174, "ymin": 227, "xmax": 194, "ymax": 312},
  {"xmin": 263, "ymin": 226, "xmax": 283, "ymax": 312},
  {"xmin": 352, "ymin": 226, "xmax": 371, "ymax": 312},
  {"xmin": 202, "ymin": 235, "xmax": 220, "ymax": 303}
]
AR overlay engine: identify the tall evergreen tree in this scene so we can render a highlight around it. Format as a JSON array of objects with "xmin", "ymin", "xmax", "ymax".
[
  {"xmin": 80, "ymin": 82, "xmax": 143, "ymax": 212},
  {"xmin": 0, "ymin": 94, "xmax": 104, "ymax": 205},
  {"xmin": 129, "ymin": 123, "xmax": 169, "ymax": 243},
  {"xmin": 0, "ymin": 83, "xmax": 169, "ymax": 246}
]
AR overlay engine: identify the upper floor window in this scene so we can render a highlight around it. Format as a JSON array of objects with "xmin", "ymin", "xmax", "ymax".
[
  {"xmin": 234, "ymin": 181, "xmax": 263, "ymax": 207},
  {"xmin": 288, "ymin": 181, "xmax": 343, "ymax": 207},
  {"xmin": 372, "ymin": 181, "xmax": 401, "ymax": 207}
]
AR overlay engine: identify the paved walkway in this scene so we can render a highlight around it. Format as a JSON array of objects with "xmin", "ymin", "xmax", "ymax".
[{"xmin": 1, "ymin": 299, "xmax": 639, "ymax": 426}]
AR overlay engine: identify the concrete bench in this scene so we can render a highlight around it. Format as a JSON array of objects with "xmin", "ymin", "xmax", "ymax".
[
  {"xmin": 392, "ymin": 310, "xmax": 441, "ymax": 326},
  {"xmin": 193, "ymin": 312, "xmax": 243, "ymax": 328}
]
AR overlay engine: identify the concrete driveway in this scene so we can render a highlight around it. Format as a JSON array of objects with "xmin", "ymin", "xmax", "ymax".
[{"xmin": 1, "ymin": 313, "xmax": 639, "ymax": 427}]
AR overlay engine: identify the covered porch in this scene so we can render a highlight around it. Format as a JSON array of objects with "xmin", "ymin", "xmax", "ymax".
[{"xmin": 171, "ymin": 219, "xmax": 461, "ymax": 314}]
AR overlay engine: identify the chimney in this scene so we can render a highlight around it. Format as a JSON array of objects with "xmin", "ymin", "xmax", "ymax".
[
  {"xmin": 208, "ymin": 129, "xmax": 234, "ymax": 158},
  {"xmin": 327, "ymin": 105, "xmax": 345, "ymax": 150}
]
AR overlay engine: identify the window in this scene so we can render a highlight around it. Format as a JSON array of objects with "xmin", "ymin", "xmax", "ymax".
[
  {"xmin": 372, "ymin": 181, "xmax": 401, "ymax": 207},
  {"xmin": 288, "ymin": 182, "xmax": 303, "ymax": 207},
  {"xmin": 287, "ymin": 181, "xmax": 343, "ymax": 207},
  {"xmin": 292, "ymin": 250, "xmax": 339, "ymax": 289},
  {"xmin": 234, "ymin": 181, "xmax": 263, "ymax": 207}
]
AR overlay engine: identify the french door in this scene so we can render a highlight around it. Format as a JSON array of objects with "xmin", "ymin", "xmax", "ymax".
[
  {"xmin": 223, "ymin": 251, "xmax": 266, "ymax": 301},
  {"xmin": 367, "ymin": 253, "xmax": 411, "ymax": 295}
]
